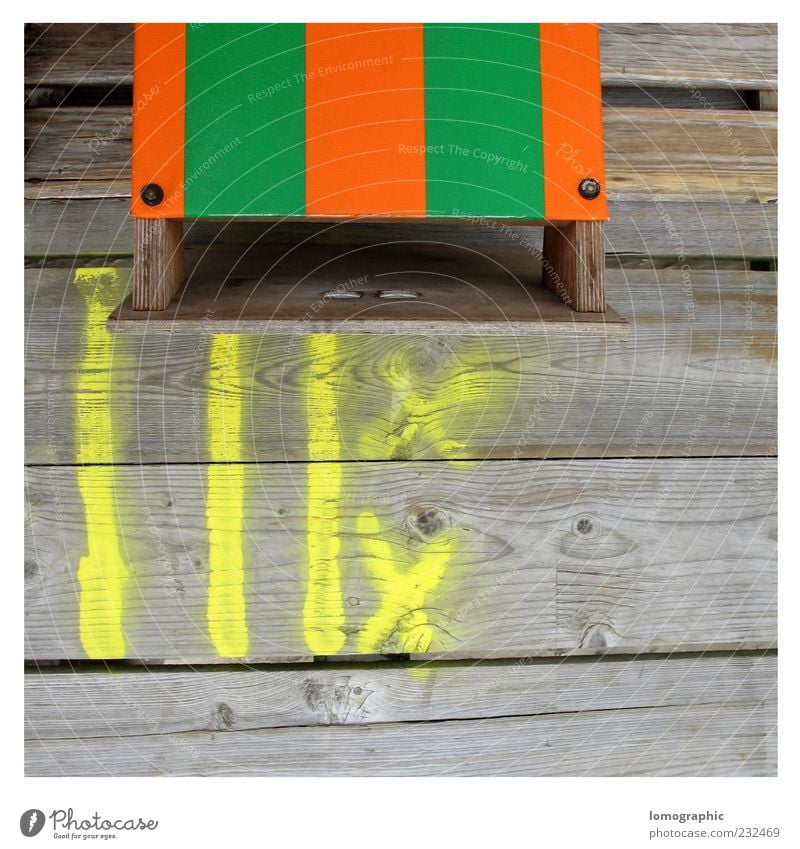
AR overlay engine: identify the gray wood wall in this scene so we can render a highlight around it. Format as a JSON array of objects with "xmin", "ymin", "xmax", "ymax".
[{"xmin": 24, "ymin": 23, "xmax": 777, "ymax": 776}]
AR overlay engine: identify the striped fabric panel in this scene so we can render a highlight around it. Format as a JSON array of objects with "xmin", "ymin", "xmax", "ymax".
[
  {"xmin": 423, "ymin": 23, "xmax": 545, "ymax": 219},
  {"xmin": 131, "ymin": 23, "xmax": 186, "ymax": 218},
  {"xmin": 305, "ymin": 23, "xmax": 426, "ymax": 216},
  {"xmin": 184, "ymin": 24, "xmax": 306, "ymax": 217},
  {"xmin": 540, "ymin": 23, "xmax": 607, "ymax": 221},
  {"xmin": 131, "ymin": 23, "xmax": 607, "ymax": 221}
]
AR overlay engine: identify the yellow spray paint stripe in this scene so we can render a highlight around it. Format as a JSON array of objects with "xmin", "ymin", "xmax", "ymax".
[
  {"xmin": 76, "ymin": 467, "xmax": 128, "ymax": 658},
  {"xmin": 73, "ymin": 269, "xmax": 129, "ymax": 659},
  {"xmin": 356, "ymin": 512, "xmax": 452, "ymax": 654},
  {"xmin": 359, "ymin": 347, "xmax": 469, "ymax": 462},
  {"xmin": 206, "ymin": 335, "xmax": 249, "ymax": 658},
  {"xmin": 303, "ymin": 335, "xmax": 346, "ymax": 654}
]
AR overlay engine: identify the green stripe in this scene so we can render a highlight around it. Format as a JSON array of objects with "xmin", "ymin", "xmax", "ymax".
[
  {"xmin": 423, "ymin": 24, "xmax": 545, "ymax": 219},
  {"xmin": 184, "ymin": 24, "xmax": 306, "ymax": 217}
]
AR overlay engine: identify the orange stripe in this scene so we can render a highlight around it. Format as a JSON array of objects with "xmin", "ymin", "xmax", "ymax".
[
  {"xmin": 131, "ymin": 23, "xmax": 185, "ymax": 218},
  {"xmin": 540, "ymin": 24, "xmax": 608, "ymax": 222},
  {"xmin": 305, "ymin": 23, "xmax": 426, "ymax": 217}
]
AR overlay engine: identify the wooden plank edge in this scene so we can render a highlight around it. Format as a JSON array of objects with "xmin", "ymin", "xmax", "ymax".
[
  {"xmin": 107, "ymin": 299, "xmax": 630, "ymax": 337},
  {"xmin": 24, "ymin": 653, "xmax": 777, "ymax": 738},
  {"xmin": 25, "ymin": 698, "xmax": 777, "ymax": 776}
]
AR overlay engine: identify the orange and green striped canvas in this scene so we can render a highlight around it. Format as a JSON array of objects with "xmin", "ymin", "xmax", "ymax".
[{"xmin": 132, "ymin": 23, "xmax": 607, "ymax": 222}]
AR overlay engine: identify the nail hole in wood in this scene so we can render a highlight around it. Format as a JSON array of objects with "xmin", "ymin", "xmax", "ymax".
[
  {"xmin": 377, "ymin": 290, "xmax": 421, "ymax": 300},
  {"xmin": 321, "ymin": 290, "xmax": 362, "ymax": 299}
]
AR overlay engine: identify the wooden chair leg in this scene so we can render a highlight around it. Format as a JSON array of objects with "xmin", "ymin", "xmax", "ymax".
[
  {"xmin": 542, "ymin": 220, "xmax": 605, "ymax": 312},
  {"xmin": 132, "ymin": 218, "xmax": 184, "ymax": 310}
]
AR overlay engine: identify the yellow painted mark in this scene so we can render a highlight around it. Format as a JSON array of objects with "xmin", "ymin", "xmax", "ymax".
[
  {"xmin": 303, "ymin": 335, "xmax": 347, "ymax": 654},
  {"xmin": 385, "ymin": 356, "xmax": 468, "ymax": 461},
  {"xmin": 357, "ymin": 511, "xmax": 453, "ymax": 654},
  {"xmin": 358, "ymin": 344, "xmax": 484, "ymax": 463},
  {"xmin": 408, "ymin": 665, "xmax": 437, "ymax": 682},
  {"xmin": 206, "ymin": 336, "xmax": 249, "ymax": 658},
  {"xmin": 74, "ymin": 269, "xmax": 129, "ymax": 658}
]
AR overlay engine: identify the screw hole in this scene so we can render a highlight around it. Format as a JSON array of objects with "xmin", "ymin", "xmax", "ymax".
[
  {"xmin": 378, "ymin": 290, "xmax": 421, "ymax": 300},
  {"xmin": 322, "ymin": 290, "xmax": 362, "ymax": 299}
]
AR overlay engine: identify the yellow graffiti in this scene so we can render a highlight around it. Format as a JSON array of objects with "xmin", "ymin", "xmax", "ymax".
[
  {"xmin": 357, "ymin": 342, "xmax": 487, "ymax": 463},
  {"xmin": 298, "ymin": 337, "xmax": 476, "ymax": 655},
  {"xmin": 384, "ymin": 355, "xmax": 467, "ymax": 461},
  {"xmin": 357, "ymin": 512, "xmax": 453, "ymax": 654},
  {"xmin": 206, "ymin": 335, "xmax": 249, "ymax": 657},
  {"xmin": 74, "ymin": 268, "xmax": 129, "ymax": 658},
  {"xmin": 303, "ymin": 335, "xmax": 347, "ymax": 654}
]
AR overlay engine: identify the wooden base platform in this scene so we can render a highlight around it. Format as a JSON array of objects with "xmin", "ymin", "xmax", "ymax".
[{"xmin": 111, "ymin": 239, "xmax": 627, "ymax": 336}]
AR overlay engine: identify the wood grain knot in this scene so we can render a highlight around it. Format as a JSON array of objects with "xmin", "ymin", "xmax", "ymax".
[
  {"xmin": 405, "ymin": 505, "xmax": 451, "ymax": 541},
  {"xmin": 581, "ymin": 623, "xmax": 621, "ymax": 650},
  {"xmin": 24, "ymin": 559, "xmax": 40, "ymax": 584},
  {"xmin": 401, "ymin": 338, "xmax": 457, "ymax": 377},
  {"xmin": 572, "ymin": 514, "xmax": 597, "ymax": 537},
  {"xmin": 212, "ymin": 702, "xmax": 235, "ymax": 731}
]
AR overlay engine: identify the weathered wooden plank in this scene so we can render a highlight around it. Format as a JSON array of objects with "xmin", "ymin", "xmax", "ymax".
[
  {"xmin": 25, "ymin": 458, "xmax": 776, "ymax": 662},
  {"xmin": 25, "ymin": 653, "xmax": 776, "ymax": 737},
  {"xmin": 25, "ymin": 698, "xmax": 776, "ymax": 776},
  {"xmin": 23, "ymin": 198, "xmax": 779, "ymax": 261},
  {"xmin": 24, "ymin": 24, "xmax": 777, "ymax": 92},
  {"xmin": 25, "ymin": 179, "xmax": 130, "ymax": 200},
  {"xmin": 602, "ymin": 199, "xmax": 777, "ymax": 259},
  {"xmin": 604, "ymin": 108, "xmax": 776, "ymax": 203},
  {"xmin": 24, "ymin": 106, "xmax": 777, "ymax": 203},
  {"xmin": 25, "ymin": 108, "xmax": 131, "ymax": 181},
  {"xmin": 25, "ymin": 23, "xmax": 134, "ymax": 87},
  {"xmin": 25, "ymin": 195, "xmax": 133, "ymax": 256},
  {"xmin": 25, "ymin": 266, "xmax": 776, "ymax": 464},
  {"xmin": 600, "ymin": 23, "xmax": 777, "ymax": 90}
]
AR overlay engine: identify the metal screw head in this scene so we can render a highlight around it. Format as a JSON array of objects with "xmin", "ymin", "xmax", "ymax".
[
  {"xmin": 578, "ymin": 178, "xmax": 601, "ymax": 200},
  {"xmin": 140, "ymin": 183, "xmax": 164, "ymax": 206}
]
